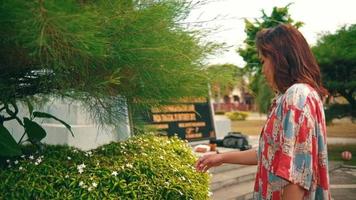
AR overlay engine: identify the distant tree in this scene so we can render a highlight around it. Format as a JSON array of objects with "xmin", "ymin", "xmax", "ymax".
[
  {"xmin": 205, "ymin": 64, "xmax": 245, "ymax": 101},
  {"xmin": 312, "ymin": 24, "xmax": 356, "ymax": 119},
  {"xmin": 238, "ymin": 4, "xmax": 303, "ymax": 113}
]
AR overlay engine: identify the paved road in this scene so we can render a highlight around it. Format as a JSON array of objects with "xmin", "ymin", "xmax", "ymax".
[{"xmin": 329, "ymin": 163, "xmax": 356, "ymax": 200}]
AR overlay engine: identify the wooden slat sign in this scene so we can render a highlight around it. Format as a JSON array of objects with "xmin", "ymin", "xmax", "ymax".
[{"xmin": 145, "ymin": 97, "xmax": 216, "ymax": 141}]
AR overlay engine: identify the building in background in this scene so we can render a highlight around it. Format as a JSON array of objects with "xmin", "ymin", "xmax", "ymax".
[{"xmin": 212, "ymin": 84, "xmax": 255, "ymax": 112}]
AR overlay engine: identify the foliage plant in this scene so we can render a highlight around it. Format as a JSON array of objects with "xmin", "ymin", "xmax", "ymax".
[
  {"xmin": 0, "ymin": 134, "xmax": 211, "ymax": 200},
  {"xmin": 205, "ymin": 64, "xmax": 245, "ymax": 100},
  {"xmin": 324, "ymin": 104, "xmax": 354, "ymax": 124},
  {"xmin": 312, "ymin": 24, "xmax": 356, "ymax": 120},
  {"xmin": 0, "ymin": 101, "xmax": 73, "ymax": 157},
  {"xmin": 0, "ymin": 0, "xmax": 220, "ymax": 156}
]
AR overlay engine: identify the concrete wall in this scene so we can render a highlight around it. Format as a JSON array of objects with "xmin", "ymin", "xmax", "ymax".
[{"xmin": 4, "ymin": 99, "xmax": 131, "ymax": 151}]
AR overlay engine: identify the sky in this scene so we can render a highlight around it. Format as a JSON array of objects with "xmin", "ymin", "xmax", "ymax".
[{"xmin": 185, "ymin": 0, "xmax": 356, "ymax": 67}]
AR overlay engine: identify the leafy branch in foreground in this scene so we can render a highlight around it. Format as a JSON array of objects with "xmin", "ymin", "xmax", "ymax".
[{"xmin": 0, "ymin": 0, "xmax": 221, "ymax": 156}]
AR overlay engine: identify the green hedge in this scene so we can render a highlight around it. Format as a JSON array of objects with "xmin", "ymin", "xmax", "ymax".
[
  {"xmin": 225, "ymin": 111, "xmax": 249, "ymax": 121},
  {"xmin": 0, "ymin": 134, "xmax": 210, "ymax": 199}
]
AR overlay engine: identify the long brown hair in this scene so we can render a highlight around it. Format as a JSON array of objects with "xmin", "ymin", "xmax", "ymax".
[{"xmin": 255, "ymin": 24, "xmax": 328, "ymax": 97}]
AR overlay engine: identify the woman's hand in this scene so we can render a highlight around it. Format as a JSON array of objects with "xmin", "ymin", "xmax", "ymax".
[{"xmin": 195, "ymin": 153, "xmax": 224, "ymax": 172}]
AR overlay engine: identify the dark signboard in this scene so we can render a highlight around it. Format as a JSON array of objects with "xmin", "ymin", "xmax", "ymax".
[{"xmin": 144, "ymin": 97, "xmax": 216, "ymax": 141}]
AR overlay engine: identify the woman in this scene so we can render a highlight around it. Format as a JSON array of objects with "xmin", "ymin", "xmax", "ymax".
[{"xmin": 196, "ymin": 24, "xmax": 330, "ymax": 200}]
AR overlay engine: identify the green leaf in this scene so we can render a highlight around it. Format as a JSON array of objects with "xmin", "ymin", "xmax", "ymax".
[
  {"xmin": 33, "ymin": 111, "xmax": 74, "ymax": 137},
  {"xmin": 23, "ymin": 117, "xmax": 47, "ymax": 142},
  {"xmin": 0, "ymin": 125, "xmax": 22, "ymax": 156}
]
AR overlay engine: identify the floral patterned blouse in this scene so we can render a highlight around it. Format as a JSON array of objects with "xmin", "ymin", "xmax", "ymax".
[{"xmin": 253, "ymin": 83, "xmax": 330, "ymax": 200}]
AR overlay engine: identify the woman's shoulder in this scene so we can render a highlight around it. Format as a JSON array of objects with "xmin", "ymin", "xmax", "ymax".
[
  {"xmin": 285, "ymin": 83, "xmax": 314, "ymax": 95},
  {"xmin": 283, "ymin": 83, "xmax": 315, "ymax": 109}
]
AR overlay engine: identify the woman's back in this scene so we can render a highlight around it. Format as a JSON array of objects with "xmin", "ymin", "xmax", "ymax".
[{"xmin": 254, "ymin": 83, "xmax": 330, "ymax": 200}]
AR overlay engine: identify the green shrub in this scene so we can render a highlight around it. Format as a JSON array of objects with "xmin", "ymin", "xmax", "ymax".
[
  {"xmin": 225, "ymin": 111, "xmax": 249, "ymax": 121},
  {"xmin": 0, "ymin": 134, "xmax": 210, "ymax": 199}
]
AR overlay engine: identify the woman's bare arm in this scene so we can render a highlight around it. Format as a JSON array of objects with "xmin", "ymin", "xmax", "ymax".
[
  {"xmin": 220, "ymin": 148, "xmax": 258, "ymax": 165},
  {"xmin": 195, "ymin": 149, "xmax": 258, "ymax": 172}
]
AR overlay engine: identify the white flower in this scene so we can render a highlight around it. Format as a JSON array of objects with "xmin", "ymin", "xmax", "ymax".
[
  {"xmin": 73, "ymin": 149, "xmax": 78, "ymax": 153},
  {"xmin": 111, "ymin": 171, "xmax": 118, "ymax": 176},
  {"xmin": 21, "ymin": 155, "xmax": 25, "ymax": 158},
  {"xmin": 125, "ymin": 163, "xmax": 133, "ymax": 168},
  {"xmin": 92, "ymin": 182, "xmax": 97, "ymax": 188},
  {"xmin": 67, "ymin": 156, "xmax": 71, "ymax": 160},
  {"xmin": 35, "ymin": 162, "xmax": 39, "ymax": 165},
  {"xmin": 19, "ymin": 166, "xmax": 23, "ymax": 170},
  {"xmin": 14, "ymin": 160, "xmax": 18, "ymax": 165},
  {"xmin": 77, "ymin": 163, "xmax": 86, "ymax": 169},
  {"xmin": 29, "ymin": 155, "xmax": 34, "ymax": 160},
  {"xmin": 79, "ymin": 181, "xmax": 84, "ymax": 187},
  {"xmin": 96, "ymin": 162, "xmax": 100, "ymax": 166},
  {"xmin": 101, "ymin": 147, "xmax": 105, "ymax": 150},
  {"xmin": 77, "ymin": 163, "xmax": 86, "ymax": 174},
  {"xmin": 87, "ymin": 186, "xmax": 93, "ymax": 191},
  {"xmin": 36, "ymin": 158, "xmax": 42, "ymax": 164},
  {"xmin": 65, "ymin": 175, "xmax": 69, "ymax": 178},
  {"xmin": 85, "ymin": 151, "xmax": 92, "ymax": 157},
  {"xmin": 6, "ymin": 159, "xmax": 10, "ymax": 163}
]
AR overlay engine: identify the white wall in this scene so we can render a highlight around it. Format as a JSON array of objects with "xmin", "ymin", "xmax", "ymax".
[{"xmin": 5, "ymin": 99, "xmax": 131, "ymax": 151}]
